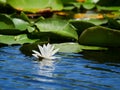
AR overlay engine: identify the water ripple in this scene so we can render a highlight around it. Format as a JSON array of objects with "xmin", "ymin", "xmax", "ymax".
[{"xmin": 0, "ymin": 46, "xmax": 120, "ymax": 90}]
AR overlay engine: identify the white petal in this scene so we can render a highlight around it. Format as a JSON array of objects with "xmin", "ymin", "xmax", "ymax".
[
  {"xmin": 44, "ymin": 43, "xmax": 52, "ymax": 57},
  {"xmin": 43, "ymin": 44, "xmax": 48, "ymax": 54},
  {"xmin": 49, "ymin": 45, "xmax": 54, "ymax": 52},
  {"xmin": 46, "ymin": 43, "xmax": 52, "ymax": 51},
  {"xmin": 47, "ymin": 43, "xmax": 51, "ymax": 47},
  {"xmin": 32, "ymin": 54, "xmax": 39, "ymax": 58},
  {"xmin": 43, "ymin": 44, "xmax": 47, "ymax": 50},
  {"xmin": 45, "ymin": 46, "xmax": 54, "ymax": 57},
  {"xmin": 35, "ymin": 44, "xmax": 59, "ymax": 59},
  {"xmin": 38, "ymin": 45, "xmax": 46, "ymax": 57},
  {"xmin": 51, "ymin": 48, "xmax": 59, "ymax": 56},
  {"xmin": 32, "ymin": 50, "xmax": 41, "ymax": 56}
]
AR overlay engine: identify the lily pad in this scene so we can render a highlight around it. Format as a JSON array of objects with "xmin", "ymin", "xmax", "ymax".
[
  {"xmin": 70, "ymin": 20, "xmax": 95, "ymax": 35},
  {"xmin": 0, "ymin": 14, "xmax": 15, "ymax": 29},
  {"xmin": 83, "ymin": 2, "xmax": 95, "ymax": 9},
  {"xmin": 54, "ymin": 42, "xmax": 108, "ymax": 52},
  {"xmin": 7, "ymin": 0, "xmax": 63, "ymax": 13},
  {"xmin": 86, "ymin": 19, "xmax": 108, "ymax": 25},
  {"xmin": 20, "ymin": 41, "xmax": 50, "ymax": 56},
  {"xmin": 54, "ymin": 43, "xmax": 82, "ymax": 53},
  {"xmin": 35, "ymin": 18, "xmax": 78, "ymax": 41},
  {"xmin": 0, "ymin": 34, "xmax": 37, "ymax": 45},
  {"xmin": 80, "ymin": 45, "xmax": 108, "ymax": 50},
  {"xmin": 0, "ymin": 14, "xmax": 28, "ymax": 35},
  {"xmin": 79, "ymin": 26, "xmax": 120, "ymax": 47},
  {"xmin": 12, "ymin": 18, "xmax": 30, "ymax": 30}
]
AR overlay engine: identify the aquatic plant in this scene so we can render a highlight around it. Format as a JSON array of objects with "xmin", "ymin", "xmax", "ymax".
[{"xmin": 32, "ymin": 43, "xmax": 59, "ymax": 59}]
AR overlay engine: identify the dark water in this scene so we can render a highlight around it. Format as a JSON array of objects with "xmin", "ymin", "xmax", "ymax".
[{"xmin": 0, "ymin": 46, "xmax": 120, "ymax": 90}]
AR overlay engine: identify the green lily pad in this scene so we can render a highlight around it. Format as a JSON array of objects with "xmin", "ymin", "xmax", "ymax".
[
  {"xmin": 0, "ymin": 14, "xmax": 28, "ymax": 35},
  {"xmin": 19, "ymin": 12, "xmax": 31, "ymax": 23},
  {"xmin": 86, "ymin": 19, "xmax": 108, "ymax": 25},
  {"xmin": 79, "ymin": 26, "xmax": 120, "ymax": 47},
  {"xmin": 35, "ymin": 18, "xmax": 78, "ymax": 41},
  {"xmin": 0, "ymin": 14, "xmax": 15, "ymax": 29},
  {"xmin": 7, "ymin": 0, "xmax": 63, "ymax": 13},
  {"xmin": 54, "ymin": 43, "xmax": 82, "ymax": 53},
  {"xmin": 12, "ymin": 18, "xmax": 30, "ymax": 30},
  {"xmin": 80, "ymin": 45, "xmax": 108, "ymax": 50},
  {"xmin": 54, "ymin": 42, "xmax": 107, "ymax": 52},
  {"xmin": 0, "ymin": 34, "xmax": 37, "ymax": 45},
  {"xmin": 70, "ymin": 20, "xmax": 95, "ymax": 35},
  {"xmin": 20, "ymin": 41, "xmax": 51, "ymax": 56},
  {"xmin": 70, "ymin": 19, "xmax": 107, "ymax": 35},
  {"xmin": 62, "ymin": 0, "xmax": 80, "ymax": 10},
  {"xmin": 83, "ymin": 3, "xmax": 95, "ymax": 9}
]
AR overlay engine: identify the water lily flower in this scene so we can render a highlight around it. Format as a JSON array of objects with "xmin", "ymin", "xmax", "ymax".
[{"xmin": 32, "ymin": 43, "xmax": 59, "ymax": 60}]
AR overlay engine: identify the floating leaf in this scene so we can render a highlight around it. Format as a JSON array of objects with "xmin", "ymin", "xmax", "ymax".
[
  {"xmin": 54, "ymin": 42, "xmax": 82, "ymax": 53},
  {"xmin": 70, "ymin": 20, "xmax": 95, "ymax": 35},
  {"xmin": 83, "ymin": 2, "xmax": 95, "ymax": 9},
  {"xmin": 20, "ymin": 41, "xmax": 50, "ymax": 56},
  {"xmin": 86, "ymin": 19, "xmax": 108, "ymax": 25},
  {"xmin": 0, "ymin": 34, "xmax": 37, "ymax": 45},
  {"xmin": 97, "ymin": 6, "xmax": 120, "ymax": 11},
  {"xmin": 12, "ymin": 18, "xmax": 30, "ymax": 30},
  {"xmin": 19, "ymin": 12, "xmax": 31, "ymax": 23},
  {"xmin": 35, "ymin": 18, "xmax": 78, "ymax": 41},
  {"xmin": 0, "ymin": 14, "xmax": 15, "ymax": 29},
  {"xmin": 80, "ymin": 44, "xmax": 108, "ymax": 50},
  {"xmin": 7, "ymin": 0, "xmax": 63, "ymax": 13},
  {"xmin": 54, "ymin": 42, "xmax": 107, "ymax": 52},
  {"xmin": 0, "ymin": 14, "xmax": 28, "ymax": 35},
  {"xmin": 79, "ymin": 26, "xmax": 120, "ymax": 47}
]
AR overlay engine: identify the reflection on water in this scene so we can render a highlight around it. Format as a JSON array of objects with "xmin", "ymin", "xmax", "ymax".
[
  {"xmin": 0, "ymin": 46, "xmax": 120, "ymax": 90},
  {"xmin": 82, "ymin": 50, "xmax": 120, "ymax": 63},
  {"xmin": 36, "ymin": 59, "xmax": 55, "ymax": 77},
  {"xmin": 33, "ymin": 59, "xmax": 56, "ymax": 83}
]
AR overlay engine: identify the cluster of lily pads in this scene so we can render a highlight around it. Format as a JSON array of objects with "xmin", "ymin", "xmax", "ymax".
[
  {"xmin": 0, "ymin": 0, "xmax": 120, "ymax": 54},
  {"xmin": 1, "ymin": 0, "xmax": 120, "ymax": 13}
]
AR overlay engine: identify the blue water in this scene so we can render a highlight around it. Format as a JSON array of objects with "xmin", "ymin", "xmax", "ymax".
[{"xmin": 0, "ymin": 46, "xmax": 120, "ymax": 90}]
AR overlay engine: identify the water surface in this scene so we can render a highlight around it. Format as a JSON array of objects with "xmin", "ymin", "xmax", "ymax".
[{"xmin": 0, "ymin": 46, "xmax": 120, "ymax": 90}]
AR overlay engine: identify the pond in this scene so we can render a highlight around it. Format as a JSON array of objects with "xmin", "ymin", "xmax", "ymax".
[{"xmin": 0, "ymin": 46, "xmax": 120, "ymax": 90}]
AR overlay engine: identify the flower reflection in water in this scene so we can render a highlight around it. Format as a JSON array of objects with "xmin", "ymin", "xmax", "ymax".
[
  {"xmin": 39, "ymin": 59, "xmax": 55, "ymax": 74},
  {"xmin": 35, "ymin": 59, "xmax": 56, "ymax": 82}
]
